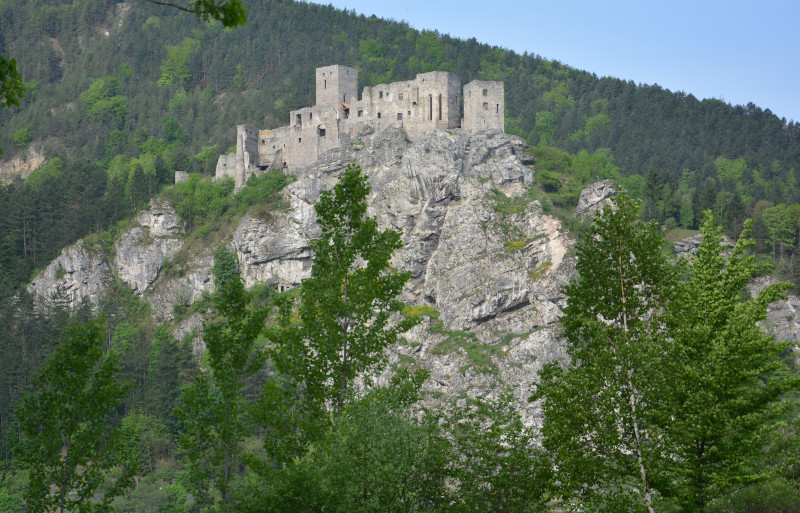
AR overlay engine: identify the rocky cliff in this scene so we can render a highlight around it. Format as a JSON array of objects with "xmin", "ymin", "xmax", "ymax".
[
  {"xmin": 28, "ymin": 127, "xmax": 579, "ymax": 424},
  {"xmin": 41, "ymin": 126, "xmax": 799, "ymax": 428}
]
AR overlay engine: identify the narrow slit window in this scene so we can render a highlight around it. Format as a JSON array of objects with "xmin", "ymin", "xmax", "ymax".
[{"xmin": 438, "ymin": 94, "xmax": 442, "ymax": 121}]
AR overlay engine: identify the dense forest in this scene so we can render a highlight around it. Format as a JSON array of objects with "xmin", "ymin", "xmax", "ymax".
[{"xmin": 1, "ymin": 0, "xmax": 800, "ymax": 511}]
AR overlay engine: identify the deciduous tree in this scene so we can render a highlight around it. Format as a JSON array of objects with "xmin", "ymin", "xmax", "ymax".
[
  {"xmin": 16, "ymin": 319, "xmax": 137, "ymax": 513},
  {"xmin": 669, "ymin": 212, "xmax": 798, "ymax": 512},
  {"xmin": 533, "ymin": 192, "xmax": 678, "ymax": 512}
]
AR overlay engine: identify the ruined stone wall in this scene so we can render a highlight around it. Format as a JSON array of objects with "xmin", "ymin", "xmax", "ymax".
[
  {"xmin": 257, "ymin": 127, "xmax": 290, "ymax": 170},
  {"xmin": 462, "ymin": 80, "xmax": 504, "ymax": 132},
  {"xmin": 316, "ymin": 65, "xmax": 358, "ymax": 108},
  {"xmin": 216, "ymin": 65, "xmax": 505, "ymax": 184},
  {"xmin": 285, "ymin": 104, "xmax": 341, "ymax": 169}
]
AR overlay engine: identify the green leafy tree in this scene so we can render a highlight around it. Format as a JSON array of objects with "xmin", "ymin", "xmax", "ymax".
[
  {"xmin": 0, "ymin": 54, "xmax": 25, "ymax": 154},
  {"xmin": 533, "ymin": 192, "xmax": 678, "ymax": 513},
  {"xmin": 669, "ymin": 212, "xmax": 799, "ymax": 512},
  {"xmin": 445, "ymin": 395, "xmax": 551, "ymax": 513},
  {"xmin": 145, "ymin": 0, "xmax": 247, "ymax": 27},
  {"xmin": 256, "ymin": 165, "xmax": 419, "ymax": 464},
  {"xmin": 272, "ymin": 164, "xmax": 417, "ymax": 415},
  {"xmin": 13, "ymin": 127, "xmax": 31, "ymax": 148},
  {"xmin": 762, "ymin": 203, "xmax": 795, "ymax": 260},
  {"xmin": 254, "ymin": 370, "xmax": 446, "ymax": 513},
  {"xmin": 175, "ymin": 248, "xmax": 268, "ymax": 511},
  {"xmin": 15, "ymin": 319, "xmax": 137, "ymax": 513}
]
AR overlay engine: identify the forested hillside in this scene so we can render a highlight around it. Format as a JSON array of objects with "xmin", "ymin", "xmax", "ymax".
[
  {"xmin": 2, "ymin": 2, "xmax": 800, "ymax": 510},
  {"xmin": 1, "ymin": 0, "xmax": 799, "ymax": 296}
]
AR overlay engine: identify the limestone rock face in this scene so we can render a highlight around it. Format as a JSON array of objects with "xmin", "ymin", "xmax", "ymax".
[
  {"xmin": 576, "ymin": 179, "xmax": 617, "ymax": 218},
  {"xmin": 749, "ymin": 276, "xmax": 800, "ymax": 346},
  {"xmin": 28, "ymin": 240, "xmax": 111, "ymax": 309},
  {"xmin": 673, "ymin": 233, "xmax": 734, "ymax": 258},
  {"xmin": 115, "ymin": 198, "xmax": 184, "ymax": 298},
  {"xmin": 135, "ymin": 197, "xmax": 184, "ymax": 237},
  {"xmin": 233, "ymin": 211, "xmax": 312, "ymax": 288},
  {"xmin": 115, "ymin": 227, "xmax": 183, "ymax": 294},
  {"xmin": 26, "ymin": 127, "xmax": 575, "ymax": 424}
]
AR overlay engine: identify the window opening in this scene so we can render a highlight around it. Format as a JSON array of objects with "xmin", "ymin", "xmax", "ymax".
[
  {"xmin": 377, "ymin": 112, "xmax": 382, "ymax": 119},
  {"xmin": 496, "ymin": 104, "xmax": 499, "ymax": 113},
  {"xmin": 309, "ymin": 112, "xmax": 312, "ymax": 120},
  {"xmin": 483, "ymin": 88, "xmax": 488, "ymax": 96},
  {"xmin": 296, "ymin": 113, "xmax": 301, "ymax": 124},
  {"xmin": 483, "ymin": 102, "xmax": 488, "ymax": 110},
  {"xmin": 324, "ymin": 79, "xmax": 327, "ymax": 89},
  {"xmin": 318, "ymin": 126, "xmax": 326, "ymax": 137},
  {"xmin": 379, "ymin": 91, "xmax": 383, "ymax": 99},
  {"xmin": 357, "ymin": 109, "xmax": 363, "ymax": 117},
  {"xmin": 428, "ymin": 95, "xmax": 433, "ymax": 121},
  {"xmin": 438, "ymin": 94, "xmax": 442, "ymax": 121},
  {"xmin": 298, "ymin": 138, "xmax": 301, "ymax": 142},
  {"xmin": 397, "ymin": 113, "xmax": 402, "ymax": 120}
]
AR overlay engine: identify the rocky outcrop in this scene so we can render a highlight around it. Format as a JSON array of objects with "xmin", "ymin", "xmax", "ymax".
[
  {"xmin": 28, "ymin": 240, "xmax": 111, "ymax": 309},
  {"xmin": 576, "ymin": 179, "xmax": 617, "ymax": 218},
  {"xmin": 0, "ymin": 145, "xmax": 46, "ymax": 183},
  {"xmin": 672, "ymin": 233, "xmax": 734, "ymax": 258},
  {"xmin": 116, "ymin": 198, "xmax": 184, "ymax": 296},
  {"xmin": 26, "ymin": 127, "xmax": 575, "ymax": 424},
  {"xmin": 114, "ymin": 227, "xmax": 183, "ymax": 294},
  {"xmin": 135, "ymin": 197, "xmax": 184, "ymax": 237}
]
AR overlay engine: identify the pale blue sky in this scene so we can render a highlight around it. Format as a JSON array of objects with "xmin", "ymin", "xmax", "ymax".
[{"xmin": 321, "ymin": 0, "xmax": 800, "ymax": 123}]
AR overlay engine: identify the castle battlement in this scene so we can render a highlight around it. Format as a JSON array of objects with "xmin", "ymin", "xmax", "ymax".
[{"xmin": 216, "ymin": 65, "xmax": 504, "ymax": 189}]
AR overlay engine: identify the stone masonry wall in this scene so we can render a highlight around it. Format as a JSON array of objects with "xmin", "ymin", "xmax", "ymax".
[{"xmin": 216, "ymin": 64, "xmax": 504, "ymax": 189}]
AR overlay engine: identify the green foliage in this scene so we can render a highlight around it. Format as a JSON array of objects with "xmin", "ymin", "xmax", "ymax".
[
  {"xmin": 175, "ymin": 275, "xmax": 268, "ymax": 511},
  {"xmin": 234, "ymin": 170, "xmax": 291, "ymax": 216},
  {"xmin": 16, "ymin": 318, "xmax": 137, "ymax": 513},
  {"xmin": 445, "ymin": 395, "xmax": 551, "ymax": 512},
  {"xmin": 158, "ymin": 38, "xmax": 200, "ymax": 88},
  {"xmin": 0, "ymin": 54, "xmax": 25, "ymax": 108},
  {"xmin": 175, "ymin": 0, "xmax": 248, "ymax": 28},
  {"xmin": 13, "ymin": 127, "xmax": 31, "ymax": 147},
  {"xmin": 212, "ymin": 245, "xmax": 239, "ymax": 288},
  {"xmin": 668, "ymin": 212, "xmax": 798, "ymax": 511},
  {"xmin": 270, "ymin": 164, "xmax": 418, "ymax": 415},
  {"xmin": 80, "ymin": 76, "xmax": 128, "ymax": 122},
  {"xmin": 430, "ymin": 322, "xmax": 500, "ymax": 375},
  {"xmin": 255, "ymin": 370, "xmax": 446, "ymax": 512},
  {"xmin": 402, "ymin": 303, "xmax": 440, "ymax": 321},
  {"xmin": 167, "ymin": 173, "xmax": 234, "ymax": 230},
  {"xmin": 534, "ymin": 192, "xmax": 678, "ymax": 512},
  {"xmin": 24, "ymin": 158, "xmax": 62, "ymax": 191}
]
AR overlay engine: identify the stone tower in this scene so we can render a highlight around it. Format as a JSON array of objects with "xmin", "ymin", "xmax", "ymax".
[
  {"xmin": 462, "ymin": 80, "xmax": 504, "ymax": 132},
  {"xmin": 315, "ymin": 65, "xmax": 358, "ymax": 108}
]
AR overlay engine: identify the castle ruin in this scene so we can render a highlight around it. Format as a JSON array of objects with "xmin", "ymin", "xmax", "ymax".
[{"xmin": 215, "ymin": 65, "xmax": 504, "ymax": 190}]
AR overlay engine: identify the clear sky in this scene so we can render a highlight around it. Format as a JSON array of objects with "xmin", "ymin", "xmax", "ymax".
[{"xmin": 321, "ymin": 0, "xmax": 800, "ymax": 123}]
